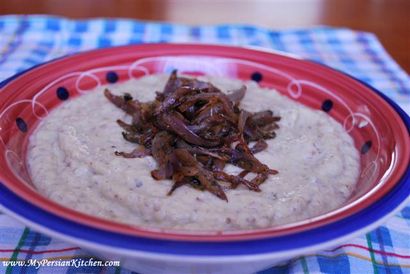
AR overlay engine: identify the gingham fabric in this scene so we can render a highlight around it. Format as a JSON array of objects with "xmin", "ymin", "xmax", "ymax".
[{"xmin": 0, "ymin": 15, "xmax": 409, "ymax": 274}]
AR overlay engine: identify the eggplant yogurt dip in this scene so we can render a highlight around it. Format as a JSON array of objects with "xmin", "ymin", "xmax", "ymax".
[{"xmin": 27, "ymin": 73, "xmax": 360, "ymax": 231}]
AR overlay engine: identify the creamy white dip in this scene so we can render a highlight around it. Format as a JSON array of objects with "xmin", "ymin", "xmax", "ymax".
[{"xmin": 27, "ymin": 74, "xmax": 360, "ymax": 231}]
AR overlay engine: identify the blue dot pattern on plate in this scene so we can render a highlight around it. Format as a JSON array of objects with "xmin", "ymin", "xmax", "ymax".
[
  {"xmin": 56, "ymin": 87, "xmax": 69, "ymax": 101},
  {"xmin": 361, "ymin": 140, "xmax": 372, "ymax": 154},
  {"xmin": 16, "ymin": 117, "xmax": 28, "ymax": 132},
  {"xmin": 321, "ymin": 99, "xmax": 333, "ymax": 112},
  {"xmin": 165, "ymin": 67, "xmax": 177, "ymax": 73},
  {"xmin": 106, "ymin": 71, "xmax": 119, "ymax": 83},
  {"xmin": 251, "ymin": 72, "xmax": 263, "ymax": 82}
]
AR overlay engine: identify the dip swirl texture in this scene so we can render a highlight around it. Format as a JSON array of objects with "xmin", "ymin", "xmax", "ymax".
[{"xmin": 27, "ymin": 74, "xmax": 360, "ymax": 231}]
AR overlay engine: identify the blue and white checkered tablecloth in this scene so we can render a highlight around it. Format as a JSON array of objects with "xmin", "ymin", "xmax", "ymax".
[{"xmin": 0, "ymin": 15, "xmax": 409, "ymax": 274}]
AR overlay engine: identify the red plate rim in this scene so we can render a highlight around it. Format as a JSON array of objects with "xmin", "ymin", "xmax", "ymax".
[{"xmin": 0, "ymin": 43, "xmax": 409, "ymax": 241}]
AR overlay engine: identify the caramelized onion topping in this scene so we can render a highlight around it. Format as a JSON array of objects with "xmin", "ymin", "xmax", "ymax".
[{"xmin": 105, "ymin": 71, "xmax": 281, "ymax": 201}]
